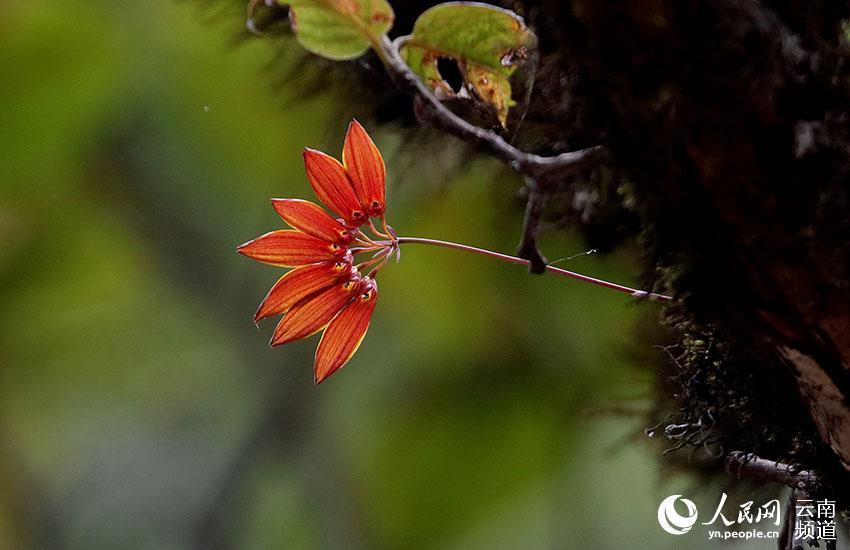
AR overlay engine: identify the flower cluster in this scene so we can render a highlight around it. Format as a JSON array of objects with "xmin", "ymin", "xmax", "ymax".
[{"xmin": 238, "ymin": 120, "xmax": 396, "ymax": 384}]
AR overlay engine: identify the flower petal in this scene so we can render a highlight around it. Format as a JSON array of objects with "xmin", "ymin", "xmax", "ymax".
[
  {"xmin": 254, "ymin": 255, "xmax": 354, "ymax": 322},
  {"xmin": 303, "ymin": 148, "xmax": 367, "ymax": 228},
  {"xmin": 314, "ymin": 278, "xmax": 378, "ymax": 384},
  {"xmin": 270, "ymin": 277, "xmax": 362, "ymax": 347},
  {"xmin": 237, "ymin": 230, "xmax": 346, "ymax": 266},
  {"xmin": 271, "ymin": 198, "xmax": 355, "ymax": 245},
  {"xmin": 343, "ymin": 119, "xmax": 386, "ymax": 217}
]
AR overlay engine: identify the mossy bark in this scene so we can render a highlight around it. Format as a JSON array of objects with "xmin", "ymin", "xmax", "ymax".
[{"xmin": 518, "ymin": 0, "xmax": 850, "ymax": 495}]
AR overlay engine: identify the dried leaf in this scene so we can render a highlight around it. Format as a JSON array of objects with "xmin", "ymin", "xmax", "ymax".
[{"xmin": 400, "ymin": 2, "xmax": 537, "ymax": 128}]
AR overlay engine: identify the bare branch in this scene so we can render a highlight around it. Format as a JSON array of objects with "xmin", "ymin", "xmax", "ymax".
[
  {"xmin": 516, "ymin": 179, "xmax": 547, "ymax": 273},
  {"xmin": 381, "ymin": 36, "xmax": 604, "ymax": 182},
  {"xmin": 725, "ymin": 451, "xmax": 818, "ymax": 491},
  {"xmin": 378, "ymin": 35, "xmax": 604, "ymax": 265}
]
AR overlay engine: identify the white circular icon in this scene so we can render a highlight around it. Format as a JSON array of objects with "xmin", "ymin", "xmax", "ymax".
[{"xmin": 657, "ymin": 495, "xmax": 698, "ymax": 535}]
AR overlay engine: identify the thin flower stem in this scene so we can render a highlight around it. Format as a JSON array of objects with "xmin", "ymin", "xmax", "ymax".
[
  {"xmin": 349, "ymin": 244, "xmax": 384, "ymax": 254},
  {"xmin": 396, "ymin": 236, "xmax": 674, "ymax": 302},
  {"xmin": 356, "ymin": 232, "xmax": 380, "ymax": 247},
  {"xmin": 355, "ymin": 246, "xmax": 392, "ymax": 272}
]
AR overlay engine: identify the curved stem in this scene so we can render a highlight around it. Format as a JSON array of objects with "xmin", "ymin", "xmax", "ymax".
[
  {"xmin": 396, "ymin": 237, "xmax": 674, "ymax": 302},
  {"xmin": 374, "ymin": 35, "xmax": 604, "ymax": 181}
]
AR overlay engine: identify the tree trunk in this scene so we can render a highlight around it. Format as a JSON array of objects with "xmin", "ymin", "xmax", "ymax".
[{"xmin": 522, "ymin": 0, "xmax": 850, "ymax": 486}]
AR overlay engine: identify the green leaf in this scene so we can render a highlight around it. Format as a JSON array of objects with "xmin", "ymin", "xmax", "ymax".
[
  {"xmin": 280, "ymin": 0, "xmax": 394, "ymax": 60},
  {"xmin": 400, "ymin": 2, "xmax": 537, "ymax": 128}
]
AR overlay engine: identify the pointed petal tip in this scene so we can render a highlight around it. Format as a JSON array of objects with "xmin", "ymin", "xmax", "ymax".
[
  {"xmin": 269, "ymin": 325, "xmax": 306, "ymax": 348},
  {"xmin": 253, "ymin": 307, "xmax": 268, "ymax": 323},
  {"xmin": 269, "ymin": 329, "xmax": 288, "ymax": 347},
  {"xmin": 236, "ymin": 244, "xmax": 252, "ymax": 257},
  {"xmin": 301, "ymin": 147, "xmax": 323, "ymax": 165},
  {"xmin": 314, "ymin": 368, "xmax": 338, "ymax": 385},
  {"xmin": 313, "ymin": 346, "xmax": 344, "ymax": 385}
]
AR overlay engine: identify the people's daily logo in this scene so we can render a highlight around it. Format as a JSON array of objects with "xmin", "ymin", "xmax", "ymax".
[
  {"xmin": 656, "ymin": 493, "xmax": 835, "ymax": 543},
  {"xmin": 657, "ymin": 495, "xmax": 698, "ymax": 535}
]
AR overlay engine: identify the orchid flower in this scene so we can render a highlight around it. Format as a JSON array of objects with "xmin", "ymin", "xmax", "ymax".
[
  {"xmin": 239, "ymin": 120, "xmax": 673, "ymax": 384},
  {"xmin": 238, "ymin": 120, "xmax": 392, "ymax": 383}
]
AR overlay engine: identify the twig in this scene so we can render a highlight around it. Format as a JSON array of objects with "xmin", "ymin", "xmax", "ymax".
[
  {"xmin": 517, "ymin": 179, "xmax": 547, "ymax": 273},
  {"xmin": 381, "ymin": 36, "xmax": 604, "ymax": 182},
  {"xmin": 377, "ymin": 35, "xmax": 605, "ymax": 265},
  {"xmin": 724, "ymin": 452, "xmax": 822, "ymax": 550},
  {"xmin": 724, "ymin": 451, "xmax": 818, "ymax": 491}
]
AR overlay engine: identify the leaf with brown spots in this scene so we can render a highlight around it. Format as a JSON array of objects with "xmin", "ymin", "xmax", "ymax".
[{"xmin": 399, "ymin": 2, "xmax": 537, "ymax": 128}]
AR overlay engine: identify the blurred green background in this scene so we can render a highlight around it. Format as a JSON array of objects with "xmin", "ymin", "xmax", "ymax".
[{"xmin": 0, "ymin": 1, "xmax": 785, "ymax": 548}]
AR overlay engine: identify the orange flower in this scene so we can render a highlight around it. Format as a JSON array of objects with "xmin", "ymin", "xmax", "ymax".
[
  {"xmin": 238, "ymin": 120, "xmax": 391, "ymax": 384},
  {"xmin": 240, "ymin": 122, "xmax": 675, "ymax": 383}
]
